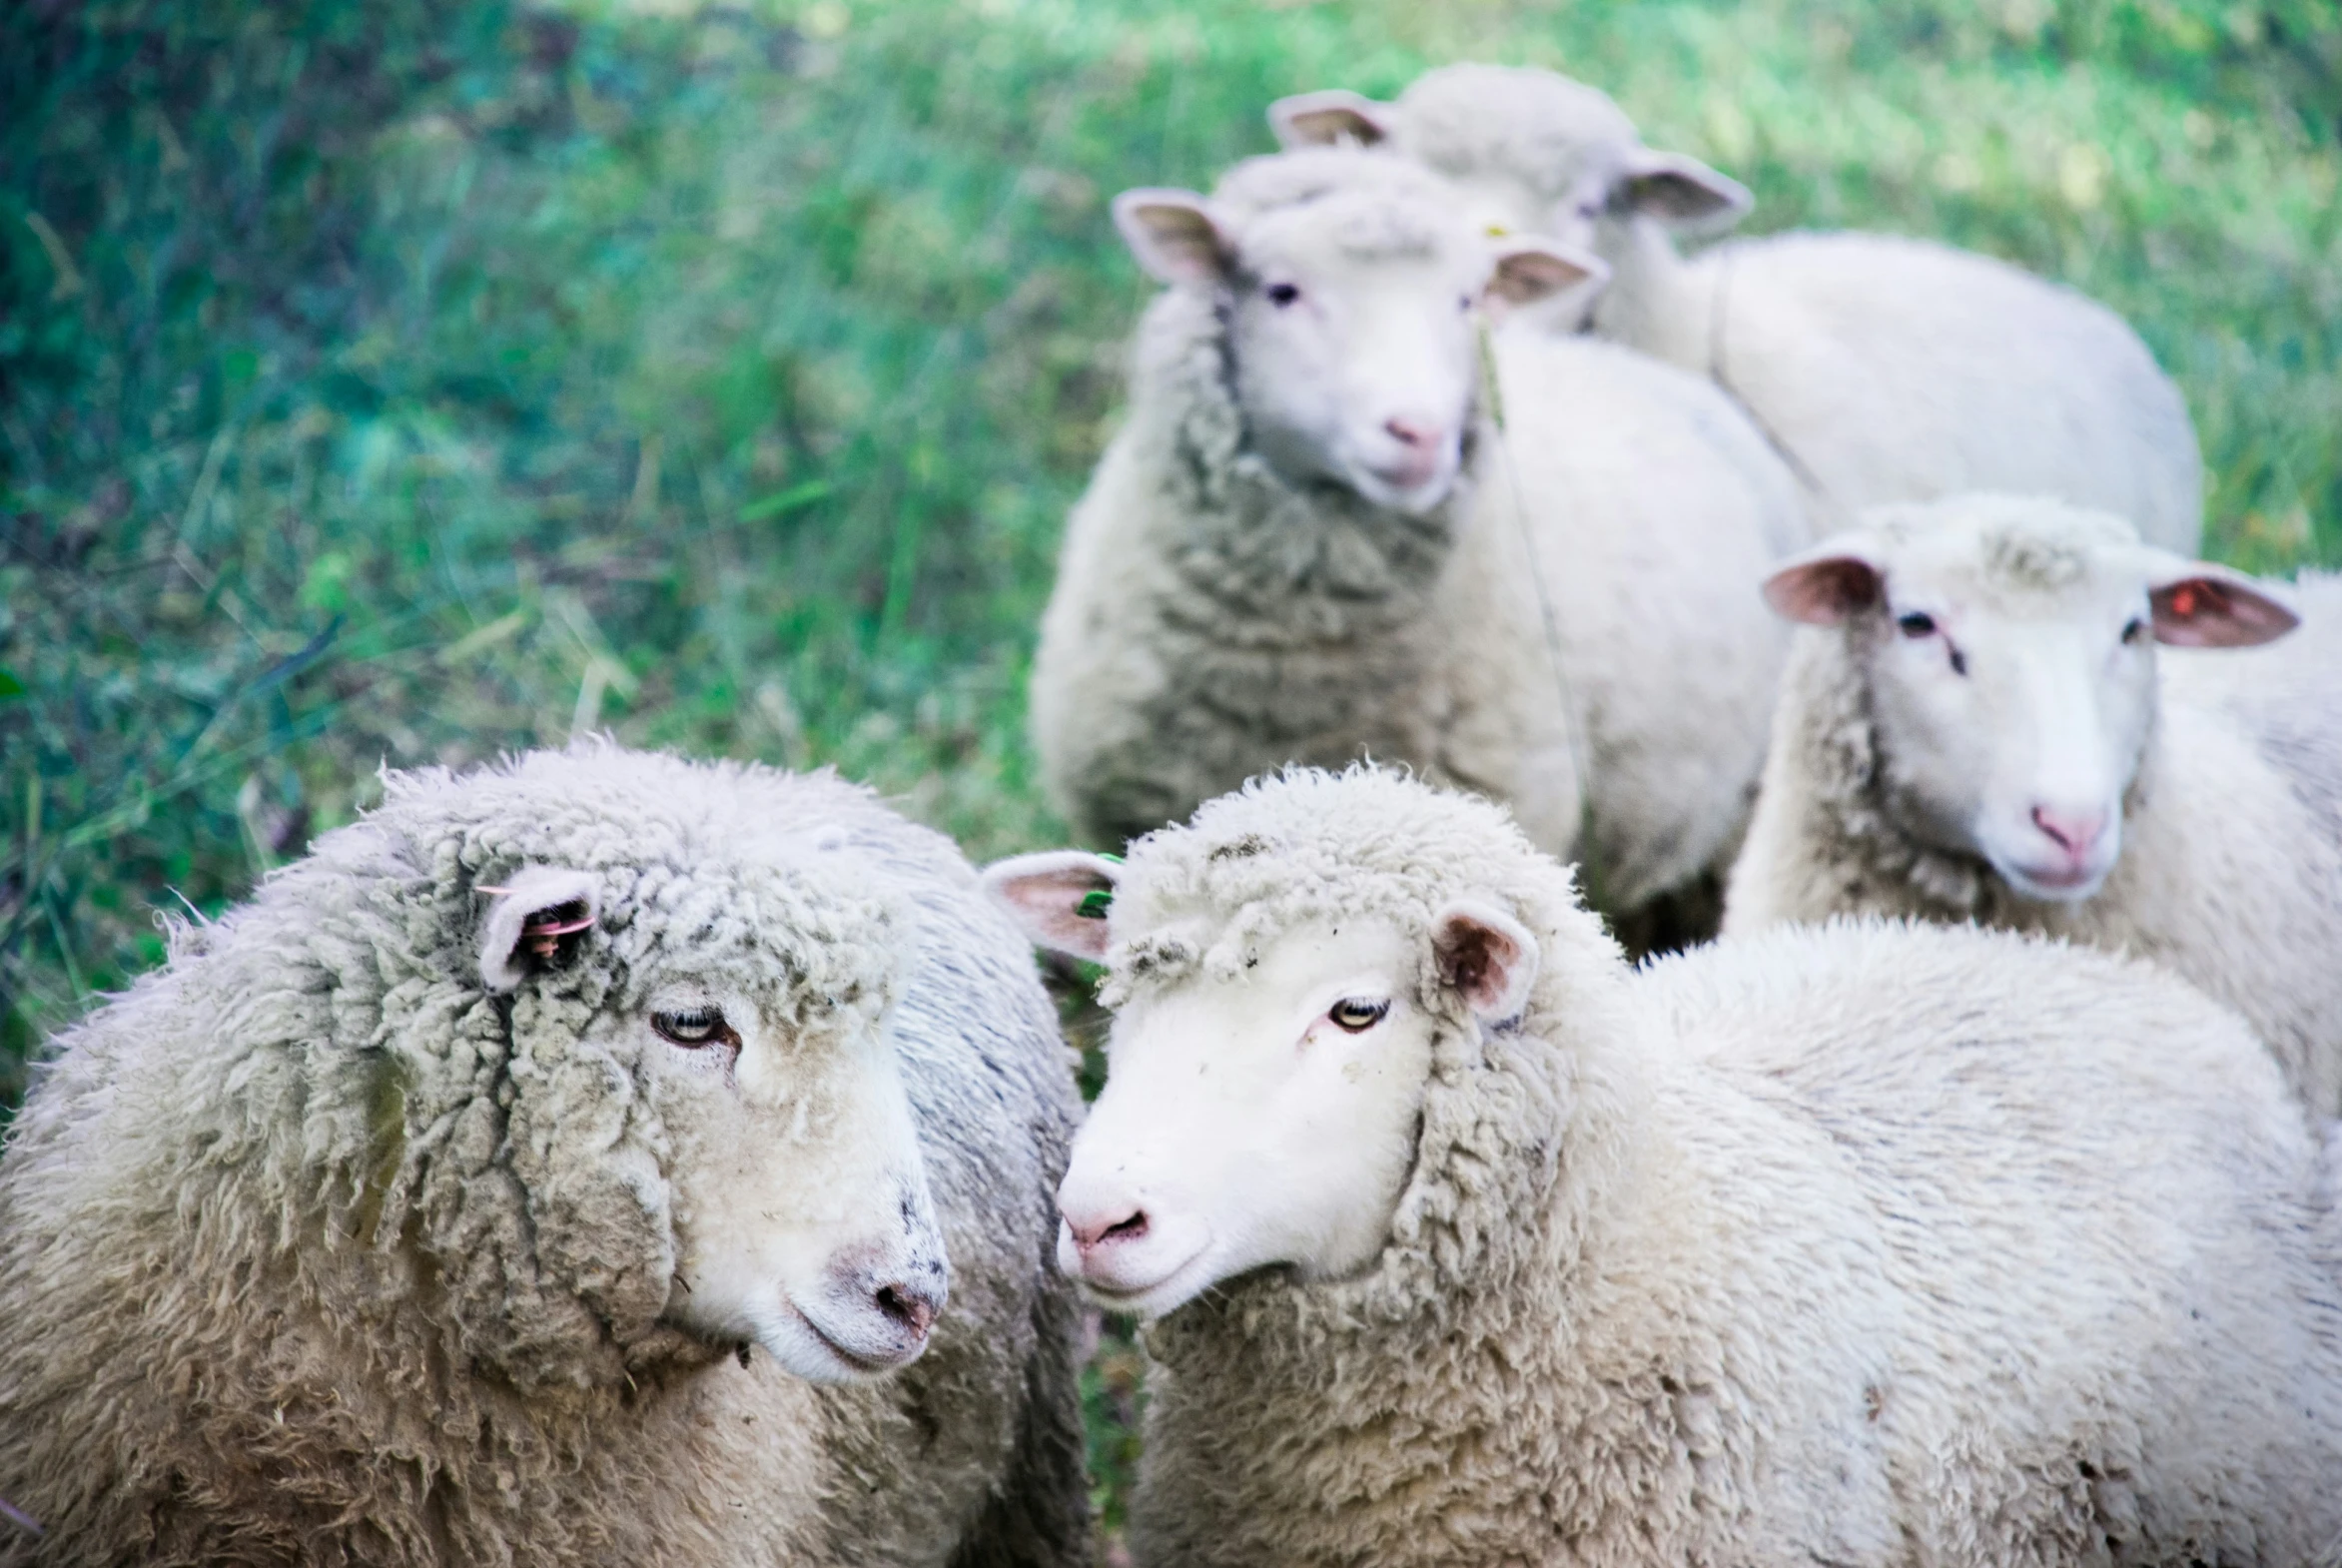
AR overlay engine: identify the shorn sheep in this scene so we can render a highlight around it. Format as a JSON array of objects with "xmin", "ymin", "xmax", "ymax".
[
  {"xmin": 1726, "ymin": 493, "xmax": 2342, "ymax": 1116},
  {"xmin": 0, "ymin": 747, "xmax": 1088, "ymax": 1567},
  {"xmin": 1032, "ymin": 146, "xmax": 1803, "ymax": 943},
  {"xmin": 1271, "ymin": 63, "xmax": 2204, "ymax": 550},
  {"xmin": 986, "ymin": 768, "xmax": 2342, "ymax": 1567}
]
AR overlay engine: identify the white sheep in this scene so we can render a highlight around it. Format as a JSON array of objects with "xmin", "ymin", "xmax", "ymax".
[
  {"xmin": 1271, "ymin": 63, "xmax": 2205, "ymax": 550},
  {"xmin": 1032, "ymin": 146, "xmax": 1804, "ymax": 945},
  {"xmin": 1725, "ymin": 493, "xmax": 2342, "ymax": 1115},
  {"xmin": 0, "ymin": 747, "xmax": 1088, "ymax": 1567},
  {"xmin": 985, "ymin": 767, "xmax": 2342, "ymax": 1566}
]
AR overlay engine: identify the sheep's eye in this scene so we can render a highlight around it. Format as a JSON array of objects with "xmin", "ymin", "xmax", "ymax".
[
  {"xmin": 653, "ymin": 1007, "xmax": 734, "ymax": 1048},
  {"xmin": 1327, "ymin": 998, "xmax": 1390, "ymax": 1034},
  {"xmin": 2121, "ymin": 616, "xmax": 2146, "ymax": 645},
  {"xmin": 1897, "ymin": 611, "xmax": 1938, "ymax": 638},
  {"xmin": 1264, "ymin": 282, "xmax": 1301, "ymax": 308}
]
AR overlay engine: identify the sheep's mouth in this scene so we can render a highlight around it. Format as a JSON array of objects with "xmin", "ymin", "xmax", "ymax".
[{"xmin": 791, "ymin": 1303, "xmax": 921, "ymax": 1376}]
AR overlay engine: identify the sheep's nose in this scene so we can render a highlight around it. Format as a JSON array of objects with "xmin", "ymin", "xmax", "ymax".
[
  {"xmin": 1383, "ymin": 415, "xmax": 1441, "ymax": 450},
  {"xmin": 872, "ymin": 1273, "xmax": 944, "ymax": 1340},
  {"xmin": 1065, "ymin": 1203, "xmax": 1150, "ymax": 1256},
  {"xmin": 2030, "ymin": 804, "xmax": 2108, "ymax": 856}
]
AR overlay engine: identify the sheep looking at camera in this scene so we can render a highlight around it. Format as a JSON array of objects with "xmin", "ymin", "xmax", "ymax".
[
  {"xmin": 0, "ymin": 747, "xmax": 1088, "ymax": 1568},
  {"xmin": 986, "ymin": 767, "xmax": 2342, "ymax": 1566},
  {"xmin": 1725, "ymin": 493, "xmax": 2342, "ymax": 1114},
  {"xmin": 1272, "ymin": 63, "xmax": 2204, "ymax": 549},
  {"xmin": 1032, "ymin": 146, "xmax": 1804, "ymax": 942}
]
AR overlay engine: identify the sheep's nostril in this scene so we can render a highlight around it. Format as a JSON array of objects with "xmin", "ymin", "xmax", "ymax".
[
  {"xmin": 1384, "ymin": 416, "xmax": 1431, "ymax": 449},
  {"xmin": 1103, "ymin": 1211, "xmax": 1149, "ymax": 1245},
  {"xmin": 874, "ymin": 1281, "xmax": 939, "ymax": 1339}
]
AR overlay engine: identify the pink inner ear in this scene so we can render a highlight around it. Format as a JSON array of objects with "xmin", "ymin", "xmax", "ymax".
[
  {"xmin": 2151, "ymin": 576, "xmax": 2300, "ymax": 648},
  {"xmin": 1431, "ymin": 904, "xmax": 1535, "ymax": 1021},
  {"xmin": 1764, "ymin": 556, "xmax": 1883, "ymax": 625},
  {"xmin": 981, "ymin": 853, "xmax": 1122, "ymax": 961}
]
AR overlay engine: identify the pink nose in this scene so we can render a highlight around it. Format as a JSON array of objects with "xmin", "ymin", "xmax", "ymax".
[
  {"xmin": 1064, "ymin": 1204, "xmax": 1150, "ymax": 1257},
  {"xmin": 1383, "ymin": 415, "xmax": 1441, "ymax": 450},
  {"xmin": 2031, "ymin": 805, "xmax": 2107, "ymax": 856}
]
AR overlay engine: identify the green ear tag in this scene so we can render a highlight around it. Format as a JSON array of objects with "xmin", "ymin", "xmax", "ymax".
[{"xmin": 1076, "ymin": 889, "xmax": 1114, "ymax": 920}]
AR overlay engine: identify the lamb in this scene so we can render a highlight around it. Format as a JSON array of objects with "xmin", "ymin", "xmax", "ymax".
[
  {"xmin": 1032, "ymin": 146, "xmax": 1804, "ymax": 946},
  {"xmin": 1724, "ymin": 492, "xmax": 2342, "ymax": 1116},
  {"xmin": 1271, "ymin": 63, "xmax": 2204, "ymax": 550},
  {"xmin": 984, "ymin": 767, "xmax": 2342, "ymax": 1566},
  {"xmin": 0, "ymin": 746, "xmax": 1089, "ymax": 1568}
]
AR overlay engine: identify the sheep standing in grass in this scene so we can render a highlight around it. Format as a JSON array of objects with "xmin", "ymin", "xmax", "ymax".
[
  {"xmin": 1272, "ymin": 64, "xmax": 2204, "ymax": 550},
  {"xmin": 1725, "ymin": 493, "xmax": 2342, "ymax": 1115},
  {"xmin": 1033, "ymin": 147, "xmax": 1804, "ymax": 943},
  {"xmin": 0, "ymin": 748, "xmax": 1088, "ymax": 1568},
  {"xmin": 987, "ymin": 768, "xmax": 2342, "ymax": 1567}
]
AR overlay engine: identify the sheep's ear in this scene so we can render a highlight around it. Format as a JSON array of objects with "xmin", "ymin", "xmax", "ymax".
[
  {"xmin": 1618, "ymin": 147, "xmax": 1753, "ymax": 236},
  {"xmin": 980, "ymin": 851, "xmax": 1124, "ymax": 962},
  {"xmin": 1482, "ymin": 238, "xmax": 1610, "ymax": 321},
  {"xmin": 1430, "ymin": 899, "xmax": 1539, "ymax": 1022},
  {"xmin": 477, "ymin": 867, "xmax": 600, "ymax": 994},
  {"xmin": 1266, "ymin": 89, "xmax": 1396, "ymax": 150},
  {"xmin": 1763, "ymin": 536, "xmax": 1889, "ymax": 625},
  {"xmin": 2142, "ymin": 555, "xmax": 2300, "ymax": 648},
  {"xmin": 1113, "ymin": 189, "xmax": 1234, "ymax": 288}
]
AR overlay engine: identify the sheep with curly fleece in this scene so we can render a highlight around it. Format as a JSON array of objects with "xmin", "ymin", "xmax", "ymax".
[
  {"xmin": 986, "ymin": 767, "xmax": 2342, "ymax": 1567},
  {"xmin": 1725, "ymin": 492, "xmax": 2342, "ymax": 1115},
  {"xmin": 0, "ymin": 747, "xmax": 1088, "ymax": 1568},
  {"xmin": 1033, "ymin": 146, "xmax": 1803, "ymax": 944},
  {"xmin": 1271, "ymin": 63, "xmax": 2203, "ymax": 550}
]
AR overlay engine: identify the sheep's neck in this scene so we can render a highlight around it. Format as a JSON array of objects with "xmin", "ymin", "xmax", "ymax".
[
  {"xmin": 1796, "ymin": 631, "xmax": 2160, "ymax": 925},
  {"xmin": 1132, "ymin": 1009, "xmax": 1695, "ymax": 1564},
  {"xmin": 1588, "ymin": 216, "xmax": 1714, "ymax": 375}
]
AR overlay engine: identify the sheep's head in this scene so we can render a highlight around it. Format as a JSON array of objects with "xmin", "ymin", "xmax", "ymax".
[
  {"xmin": 1267, "ymin": 65, "xmax": 1751, "ymax": 264},
  {"xmin": 374, "ymin": 752, "xmax": 947, "ymax": 1388},
  {"xmin": 985, "ymin": 771, "xmax": 1578, "ymax": 1319},
  {"xmin": 1764, "ymin": 495, "xmax": 2298, "ymax": 904},
  {"xmin": 1116, "ymin": 149, "xmax": 1603, "ymax": 516}
]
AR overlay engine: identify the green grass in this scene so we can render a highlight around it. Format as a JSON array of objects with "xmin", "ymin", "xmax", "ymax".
[{"xmin": 3, "ymin": 0, "xmax": 2338, "ymax": 1552}]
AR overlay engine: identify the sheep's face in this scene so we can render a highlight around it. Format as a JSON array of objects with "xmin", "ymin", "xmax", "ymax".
[
  {"xmin": 1057, "ymin": 917, "xmax": 1440, "ymax": 1315},
  {"xmin": 1112, "ymin": 171, "xmax": 1602, "ymax": 518},
  {"xmin": 650, "ymin": 983, "xmax": 941, "ymax": 1385},
  {"xmin": 482, "ymin": 865, "xmax": 948, "ymax": 1385},
  {"xmin": 642, "ymin": 971, "xmax": 948, "ymax": 1384},
  {"xmin": 1765, "ymin": 508, "xmax": 2298, "ymax": 904}
]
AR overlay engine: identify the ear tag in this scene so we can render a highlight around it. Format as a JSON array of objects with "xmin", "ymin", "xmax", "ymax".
[
  {"xmin": 2168, "ymin": 582, "xmax": 2200, "ymax": 618},
  {"xmin": 476, "ymin": 884, "xmax": 598, "ymax": 958},
  {"xmin": 1076, "ymin": 889, "xmax": 1114, "ymax": 921}
]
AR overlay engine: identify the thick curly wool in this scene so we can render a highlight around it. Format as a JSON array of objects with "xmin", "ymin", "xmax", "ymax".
[
  {"xmin": 1726, "ymin": 500, "xmax": 2342, "ymax": 1115},
  {"xmin": 0, "ymin": 747, "xmax": 1087, "ymax": 1568},
  {"xmin": 1032, "ymin": 148, "xmax": 1802, "ymax": 938},
  {"xmin": 1394, "ymin": 63, "xmax": 1642, "ymax": 213},
  {"xmin": 1109, "ymin": 768, "xmax": 2342, "ymax": 1566}
]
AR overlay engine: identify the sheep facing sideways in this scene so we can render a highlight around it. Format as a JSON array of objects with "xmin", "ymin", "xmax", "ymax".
[
  {"xmin": 1725, "ymin": 493, "xmax": 2342, "ymax": 1117},
  {"xmin": 985, "ymin": 768, "xmax": 2342, "ymax": 1567},
  {"xmin": 0, "ymin": 748, "xmax": 1088, "ymax": 1568},
  {"xmin": 1032, "ymin": 147, "xmax": 1803, "ymax": 945},
  {"xmin": 1271, "ymin": 63, "xmax": 2204, "ymax": 550}
]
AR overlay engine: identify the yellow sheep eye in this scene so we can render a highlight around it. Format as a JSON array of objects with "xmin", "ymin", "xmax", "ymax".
[
  {"xmin": 1327, "ymin": 998, "xmax": 1390, "ymax": 1034},
  {"xmin": 654, "ymin": 1007, "xmax": 735, "ymax": 1048}
]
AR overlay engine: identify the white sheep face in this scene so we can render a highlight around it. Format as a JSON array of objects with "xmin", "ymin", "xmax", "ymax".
[
  {"xmin": 643, "ymin": 981, "xmax": 947, "ymax": 1384},
  {"xmin": 1766, "ymin": 508, "xmax": 2299, "ymax": 904},
  {"xmin": 1112, "ymin": 173, "xmax": 1602, "ymax": 517},
  {"xmin": 480, "ymin": 871, "xmax": 947, "ymax": 1385},
  {"xmin": 1056, "ymin": 918, "xmax": 1438, "ymax": 1316}
]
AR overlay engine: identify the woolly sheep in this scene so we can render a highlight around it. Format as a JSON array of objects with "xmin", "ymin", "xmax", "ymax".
[
  {"xmin": 1031, "ymin": 147, "xmax": 1805, "ymax": 943},
  {"xmin": 985, "ymin": 767, "xmax": 2342, "ymax": 1566},
  {"xmin": 0, "ymin": 747, "xmax": 1088, "ymax": 1568},
  {"xmin": 1271, "ymin": 63, "xmax": 2204, "ymax": 550},
  {"xmin": 1725, "ymin": 493, "xmax": 2342, "ymax": 1115}
]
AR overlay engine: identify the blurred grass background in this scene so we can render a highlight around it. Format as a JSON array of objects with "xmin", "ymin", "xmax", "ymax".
[{"xmin": 2, "ymin": 0, "xmax": 2338, "ymax": 1550}]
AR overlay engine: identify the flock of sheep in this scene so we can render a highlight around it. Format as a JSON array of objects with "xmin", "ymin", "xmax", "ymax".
[{"xmin": 3, "ymin": 59, "xmax": 2340, "ymax": 1568}]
